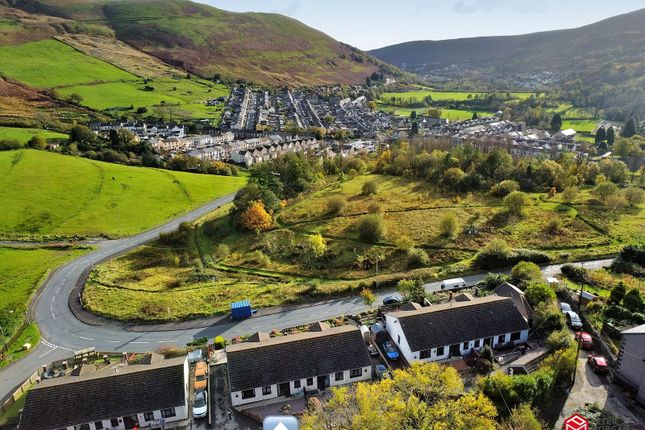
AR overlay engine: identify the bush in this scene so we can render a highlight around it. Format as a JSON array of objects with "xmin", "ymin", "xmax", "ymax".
[
  {"xmin": 395, "ymin": 235, "xmax": 414, "ymax": 251},
  {"xmin": 213, "ymin": 336, "xmax": 226, "ymax": 350},
  {"xmin": 367, "ymin": 201, "xmax": 382, "ymax": 213},
  {"xmin": 361, "ymin": 180, "xmax": 378, "ymax": 196},
  {"xmin": 503, "ymin": 191, "xmax": 530, "ymax": 216},
  {"xmin": 533, "ymin": 302, "xmax": 564, "ymax": 336},
  {"xmin": 213, "ymin": 244, "xmax": 230, "ymax": 260},
  {"xmin": 546, "ymin": 329, "xmax": 572, "ymax": 351},
  {"xmin": 623, "ymin": 289, "xmax": 643, "ymax": 312},
  {"xmin": 490, "ymin": 180, "xmax": 520, "ymax": 197},
  {"xmin": 438, "ymin": 212, "xmax": 459, "ymax": 238},
  {"xmin": 407, "ymin": 248, "xmax": 429, "ymax": 268},
  {"xmin": 609, "ymin": 282, "xmax": 627, "ymax": 304},
  {"xmin": 544, "ymin": 218, "xmax": 562, "ymax": 235},
  {"xmin": 560, "ymin": 264, "xmax": 588, "ymax": 283},
  {"xmin": 357, "ymin": 214, "xmax": 385, "ymax": 243},
  {"xmin": 0, "ymin": 139, "xmax": 20, "ymax": 151},
  {"xmin": 511, "ymin": 261, "xmax": 542, "ymax": 289},
  {"xmin": 245, "ymin": 250, "xmax": 271, "ymax": 267},
  {"xmin": 474, "ymin": 239, "xmax": 513, "ymax": 269},
  {"xmin": 478, "ymin": 273, "xmax": 510, "ymax": 290},
  {"xmin": 326, "ymin": 195, "xmax": 347, "ymax": 215},
  {"xmin": 27, "ymin": 135, "xmax": 46, "ymax": 149},
  {"xmin": 525, "ymin": 282, "xmax": 556, "ymax": 306}
]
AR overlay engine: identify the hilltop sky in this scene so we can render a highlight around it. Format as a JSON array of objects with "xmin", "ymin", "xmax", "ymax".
[{"xmin": 205, "ymin": 0, "xmax": 644, "ymax": 50}]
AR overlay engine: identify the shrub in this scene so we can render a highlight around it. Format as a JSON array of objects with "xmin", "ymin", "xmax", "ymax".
[
  {"xmin": 624, "ymin": 187, "xmax": 645, "ymax": 207},
  {"xmin": 623, "ymin": 289, "xmax": 643, "ymax": 312},
  {"xmin": 511, "ymin": 261, "xmax": 543, "ymax": 289},
  {"xmin": 490, "ymin": 180, "xmax": 520, "ymax": 197},
  {"xmin": 561, "ymin": 186, "xmax": 579, "ymax": 204},
  {"xmin": 474, "ymin": 239, "xmax": 512, "ymax": 269},
  {"xmin": 395, "ymin": 235, "xmax": 414, "ymax": 250},
  {"xmin": 561, "ymin": 264, "xmax": 588, "ymax": 283},
  {"xmin": 140, "ymin": 302, "xmax": 165, "ymax": 318},
  {"xmin": 438, "ymin": 212, "xmax": 459, "ymax": 238},
  {"xmin": 525, "ymin": 282, "xmax": 556, "ymax": 306},
  {"xmin": 407, "ymin": 248, "xmax": 429, "ymax": 268},
  {"xmin": 478, "ymin": 273, "xmax": 510, "ymax": 290},
  {"xmin": 326, "ymin": 195, "xmax": 347, "ymax": 215},
  {"xmin": 357, "ymin": 214, "xmax": 385, "ymax": 243},
  {"xmin": 609, "ymin": 282, "xmax": 627, "ymax": 304},
  {"xmin": 367, "ymin": 201, "xmax": 382, "ymax": 213},
  {"xmin": 27, "ymin": 135, "xmax": 46, "ymax": 150},
  {"xmin": 213, "ymin": 336, "xmax": 226, "ymax": 350},
  {"xmin": 546, "ymin": 329, "xmax": 572, "ymax": 351},
  {"xmin": 532, "ymin": 302, "xmax": 564, "ymax": 336},
  {"xmin": 503, "ymin": 191, "xmax": 530, "ymax": 216},
  {"xmin": 245, "ymin": 250, "xmax": 271, "ymax": 267},
  {"xmin": 213, "ymin": 244, "xmax": 230, "ymax": 260},
  {"xmin": 544, "ymin": 218, "xmax": 562, "ymax": 235},
  {"xmin": 347, "ymin": 168, "xmax": 358, "ymax": 180},
  {"xmin": 0, "ymin": 139, "xmax": 20, "ymax": 151},
  {"xmin": 361, "ymin": 180, "xmax": 379, "ymax": 196},
  {"xmin": 593, "ymin": 181, "xmax": 617, "ymax": 203}
]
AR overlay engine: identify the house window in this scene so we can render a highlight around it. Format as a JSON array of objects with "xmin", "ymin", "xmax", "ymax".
[
  {"xmin": 397, "ymin": 334, "xmax": 401, "ymax": 344},
  {"xmin": 477, "ymin": 339, "xmax": 483, "ymax": 348},
  {"xmin": 307, "ymin": 378, "xmax": 314, "ymax": 386},
  {"xmin": 510, "ymin": 331, "xmax": 521, "ymax": 341},
  {"xmin": 110, "ymin": 419, "xmax": 119, "ymax": 427},
  {"xmin": 161, "ymin": 408, "xmax": 176, "ymax": 418},
  {"xmin": 442, "ymin": 346, "xmax": 448, "ymax": 355},
  {"xmin": 262, "ymin": 386, "xmax": 272, "ymax": 395},
  {"xmin": 143, "ymin": 411, "xmax": 155, "ymax": 421},
  {"xmin": 242, "ymin": 389, "xmax": 256, "ymax": 399},
  {"xmin": 294, "ymin": 380, "xmax": 301, "ymax": 389},
  {"xmin": 420, "ymin": 349, "xmax": 430, "ymax": 359},
  {"xmin": 335, "ymin": 372, "xmax": 344, "ymax": 381},
  {"xmin": 74, "ymin": 425, "xmax": 90, "ymax": 430},
  {"xmin": 350, "ymin": 368, "xmax": 362, "ymax": 378},
  {"xmin": 462, "ymin": 342, "xmax": 468, "ymax": 350},
  {"xmin": 94, "ymin": 422, "xmax": 104, "ymax": 430}
]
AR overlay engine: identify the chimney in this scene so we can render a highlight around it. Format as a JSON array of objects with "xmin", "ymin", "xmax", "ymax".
[{"xmin": 248, "ymin": 332, "xmax": 270, "ymax": 343}]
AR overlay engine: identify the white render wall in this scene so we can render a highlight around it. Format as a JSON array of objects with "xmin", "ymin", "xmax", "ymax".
[{"xmin": 231, "ymin": 366, "xmax": 372, "ymax": 408}]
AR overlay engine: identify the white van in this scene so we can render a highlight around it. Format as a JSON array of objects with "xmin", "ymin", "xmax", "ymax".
[{"xmin": 441, "ymin": 278, "xmax": 467, "ymax": 291}]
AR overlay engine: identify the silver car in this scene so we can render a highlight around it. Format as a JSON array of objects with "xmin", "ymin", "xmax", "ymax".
[
  {"xmin": 193, "ymin": 390, "xmax": 208, "ymax": 419},
  {"xmin": 565, "ymin": 311, "xmax": 583, "ymax": 329}
]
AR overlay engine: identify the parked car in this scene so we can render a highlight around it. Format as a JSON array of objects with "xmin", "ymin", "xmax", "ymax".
[
  {"xmin": 194, "ymin": 361, "xmax": 208, "ymax": 391},
  {"xmin": 440, "ymin": 278, "xmax": 467, "ymax": 291},
  {"xmin": 383, "ymin": 295, "xmax": 402, "ymax": 305},
  {"xmin": 565, "ymin": 311, "xmax": 583, "ymax": 329},
  {"xmin": 187, "ymin": 349, "xmax": 203, "ymax": 364},
  {"xmin": 193, "ymin": 390, "xmax": 208, "ymax": 419},
  {"xmin": 382, "ymin": 341, "xmax": 399, "ymax": 360},
  {"xmin": 575, "ymin": 332, "xmax": 593, "ymax": 350},
  {"xmin": 367, "ymin": 344, "xmax": 379, "ymax": 356},
  {"xmin": 587, "ymin": 354, "xmax": 609, "ymax": 374},
  {"xmin": 560, "ymin": 302, "xmax": 572, "ymax": 313},
  {"xmin": 374, "ymin": 364, "xmax": 391, "ymax": 380}
]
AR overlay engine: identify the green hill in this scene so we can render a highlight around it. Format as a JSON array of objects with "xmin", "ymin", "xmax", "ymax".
[
  {"xmin": 0, "ymin": 149, "xmax": 246, "ymax": 238},
  {"xmin": 11, "ymin": 0, "xmax": 402, "ymax": 86},
  {"xmin": 370, "ymin": 8, "xmax": 645, "ymax": 118}
]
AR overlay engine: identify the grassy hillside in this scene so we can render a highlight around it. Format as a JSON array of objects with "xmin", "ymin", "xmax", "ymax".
[
  {"xmin": 83, "ymin": 174, "xmax": 643, "ymax": 322},
  {"xmin": 0, "ymin": 37, "xmax": 229, "ymax": 119},
  {"xmin": 0, "ymin": 246, "xmax": 87, "ymax": 349},
  {"xmin": 0, "ymin": 150, "xmax": 246, "ymax": 238},
  {"xmin": 12, "ymin": 0, "xmax": 401, "ymax": 86},
  {"xmin": 0, "ymin": 126, "xmax": 67, "ymax": 143}
]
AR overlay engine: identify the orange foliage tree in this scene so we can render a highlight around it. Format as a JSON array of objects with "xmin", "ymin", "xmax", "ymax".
[{"xmin": 239, "ymin": 201, "xmax": 273, "ymax": 231}]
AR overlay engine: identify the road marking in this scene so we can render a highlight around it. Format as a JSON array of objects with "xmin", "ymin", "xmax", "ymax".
[
  {"xmin": 156, "ymin": 340, "xmax": 172, "ymax": 343},
  {"xmin": 78, "ymin": 336, "xmax": 95, "ymax": 341},
  {"xmin": 129, "ymin": 341, "xmax": 149, "ymax": 344},
  {"xmin": 105, "ymin": 340, "xmax": 120, "ymax": 343}
]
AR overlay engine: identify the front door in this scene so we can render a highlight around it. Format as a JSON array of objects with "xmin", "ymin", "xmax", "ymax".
[
  {"xmin": 317, "ymin": 375, "xmax": 329, "ymax": 391},
  {"xmin": 278, "ymin": 382, "xmax": 290, "ymax": 397},
  {"xmin": 123, "ymin": 416, "xmax": 139, "ymax": 430}
]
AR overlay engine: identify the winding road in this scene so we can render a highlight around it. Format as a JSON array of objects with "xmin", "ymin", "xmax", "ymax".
[{"xmin": 0, "ymin": 191, "xmax": 614, "ymax": 402}]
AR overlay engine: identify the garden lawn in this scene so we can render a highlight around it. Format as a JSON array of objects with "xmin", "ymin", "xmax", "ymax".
[
  {"xmin": 0, "ymin": 150, "xmax": 246, "ymax": 237},
  {"xmin": 562, "ymin": 119, "xmax": 598, "ymax": 133},
  {"xmin": 0, "ymin": 127, "xmax": 67, "ymax": 144}
]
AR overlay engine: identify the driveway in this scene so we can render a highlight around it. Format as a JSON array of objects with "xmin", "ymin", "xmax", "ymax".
[{"xmin": 554, "ymin": 350, "xmax": 644, "ymax": 429}]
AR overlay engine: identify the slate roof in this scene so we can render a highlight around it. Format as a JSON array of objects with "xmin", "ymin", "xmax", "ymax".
[
  {"xmin": 20, "ymin": 356, "xmax": 186, "ymax": 430},
  {"xmin": 388, "ymin": 296, "xmax": 529, "ymax": 352},
  {"xmin": 494, "ymin": 282, "xmax": 533, "ymax": 321},
  {"xmin": 227, "ymin": 325, "xmax": 371, "ymax": 392}
]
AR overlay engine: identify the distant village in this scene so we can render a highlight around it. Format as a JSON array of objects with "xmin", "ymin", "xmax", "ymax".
[{"xmin": 88, "ymin": 86, "xmax": 599, "ymax": 168}]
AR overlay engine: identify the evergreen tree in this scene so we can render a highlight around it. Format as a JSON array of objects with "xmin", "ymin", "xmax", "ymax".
[
  {"xmin": 595, "ymin": 126, "xmax": 606, "ymax": 144},
  {"xmin": 550, "ymin": 113, "xmax": 562, "ymax": 132},
  {"xmin": 623, "ymin": 118, "xmax": 637, "ymax": 138},
  {"xmin": 606, "ymin": 126, "xmax": 615, "ymax": 146},
  {"xmin": 410, "ymin": 110, "xmax": 417, "ymax": 120},
  {"xmin": 472, "ymin": 112, "xmax": 478, "ymax": 120},
  {"xmin": 410, "ymin": 121, "xmax": 419, "ymax": 136},
  {"xmin": 610, "ymin": 282, "xmax": 627, "ymax": 304}
]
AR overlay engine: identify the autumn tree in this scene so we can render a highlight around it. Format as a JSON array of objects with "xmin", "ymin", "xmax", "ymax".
[
  {"xmin": 307, "ymin": 233, "xmax": 327, "ymax": 259},
  {"xmin": 238, "ymin": 201, "xmax": 272, "ymax": 231},
  {"xmin": 360, "ymin": 288, "xmax": 376, "ymax": 308},
  {"xmin": 300, "ymin": 362, "xmax": 498, "ymax": 430}
]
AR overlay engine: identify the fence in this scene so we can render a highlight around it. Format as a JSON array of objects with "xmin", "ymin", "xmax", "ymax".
[{"xmin": 0, "ymin": 370, "xmax": 39, "ymax": 417}]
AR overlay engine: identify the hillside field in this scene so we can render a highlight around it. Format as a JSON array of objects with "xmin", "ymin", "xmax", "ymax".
[
  {"xmin": 0, "ymin": 127, "xmax": 67, "ymax": 144},
  {"xmin": 0, "ymin": 150, "xmax": 246, "ymax": 238},
  {"xmin": 380, "ymin": 89, "xmax": 534, "ymax": 103},
  {"xmin": 0, "ymin": 39, "xmax": 229, "ymax": 120},
  {"xmin": 83, "ymin": 174, "xmax": 642, "ymax": 322},
  {"xmin": 0, "ymin": 247, "xmax": 88, "ymax": 348}
]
